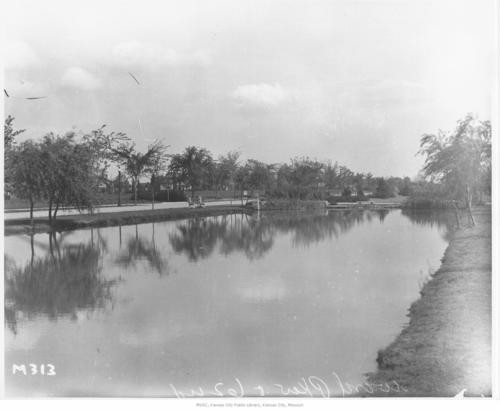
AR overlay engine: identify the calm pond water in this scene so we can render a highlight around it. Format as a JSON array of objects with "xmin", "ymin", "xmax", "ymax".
[{"xmin": 4, "ymin": 209, "xmax": 453, "ymax": 397}]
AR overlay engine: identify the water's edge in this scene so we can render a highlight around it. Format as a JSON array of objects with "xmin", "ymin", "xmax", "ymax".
[
  {"xmin": 365, "ymin": 206, "xmax": 492, "ymax": 397},
  {"xmin": 4, "ymin": 205, "xmax": 252, "ymax": 236}
]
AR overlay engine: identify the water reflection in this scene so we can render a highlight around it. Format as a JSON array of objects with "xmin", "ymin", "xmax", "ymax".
[
  {"xmin": 401, "ymin": 209, "xmax": 455, "ymax": 241},
  {"xmin": 377, "ymin": 209, "xmax": 389, "ymax": 222},
  {"xmin": 116, "ymin": 224, "xmax": 172, "ymax": 276},
  {"xmin": 219, "ymin": 215, "xmax": 275, "ymax": 259},
  {"xmin": 263, "ymin": 210, "xmax": 372, "ymax": 247},
  {"xmin": 4, "ymin": 210, "xmax": 454, "ymax": 334},
  {"xmin": 169, "ymin": 217, "xmax": 229, "ymax": 261},
  {"xmin": 169, "ymin": 210, "xmax": 395, "ymax": 260},
  {"xmin": 4, "ymin": 209, "xmax": 452, "ymax": 397},
  {"xmin": 4, "ymin": 232, "xmax": 119, "ymax": 334}
]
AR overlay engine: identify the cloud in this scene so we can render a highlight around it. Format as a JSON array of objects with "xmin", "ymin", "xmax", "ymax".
[
  {"xmin": 111, "ymin": 41, "xmax": 212, "ymax": 68},
  {"xmin": 232, "ymin": 83, "xmax": 287, "ymax": 109},
  {"xmin": 4, "ymin": 41, "xmax": 40, "ymax": 70},
  {"xmin": 61, "ymin": 67, "xmax": 101, "ymax": 90}
]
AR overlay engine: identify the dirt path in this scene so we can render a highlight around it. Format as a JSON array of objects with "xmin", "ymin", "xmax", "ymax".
[{"xmin": 366, "ymin": 207, "xmax": 492, "ymax": 397}]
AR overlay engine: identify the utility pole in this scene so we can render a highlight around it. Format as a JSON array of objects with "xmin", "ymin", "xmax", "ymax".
[
  {"xmin": 118, "ymin": 170, "xmax": 122, "ymax": 207},
  {"xmin": 151, "ymin": 174, "xmax": 155, "ymax": 210}
]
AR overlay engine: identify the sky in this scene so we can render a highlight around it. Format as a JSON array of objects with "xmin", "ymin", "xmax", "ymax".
[{"xmin": 2, "ymin": 0, "xmax": 496, "ymax": 177}]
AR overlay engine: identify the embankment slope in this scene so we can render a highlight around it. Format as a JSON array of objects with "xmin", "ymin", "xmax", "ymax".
[{"xmin": 367, "ymin": 207, "xmax": 492, "ymax": 396}]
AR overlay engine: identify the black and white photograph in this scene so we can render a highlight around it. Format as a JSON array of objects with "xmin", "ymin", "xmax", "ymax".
[{"xmin": 1, "ymin": 0, "xmax": 498, "ymax": 403}]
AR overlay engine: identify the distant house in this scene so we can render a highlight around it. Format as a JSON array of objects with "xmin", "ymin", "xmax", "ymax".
[
  {"xmin": 138, "ymin": 175, "xmax": 189, "ymax": 194},
  {"xmin": 324, "ymin": 187, "xmax": 372, "ymax": 198}
]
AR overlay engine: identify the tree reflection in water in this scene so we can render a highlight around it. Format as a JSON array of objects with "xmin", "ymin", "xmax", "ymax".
[
  {"xmin": 168, "ymin": 210, "xmax": 394, "ymax": 261},
  {"xmin": 270, "ymin": 210, "xmax": 369, "ymax": 247},
  {"xmin": 219, "ymin": 215, "xmax": 274, "ymax": 260},
  {"xmin": 401, "ymin": 209, "xmax": 456, "ymax": 241},
  {"xmin": 4, "ymin": 230, "xmax": 119, "ymax": 334},
  {"xmin": 169, "ymin": 218, "xmax": 228, "ymax": 261},
  {"xmin": 115, "ymin": 223, "xmax": 172, "ymax": 276},
  {"xmin": 5, "ymin": 209, "xmax": 455, "ymax": 334},
  {"xmin": 376, "ymin": 209, "xmax": 389, "ymax": 222}
]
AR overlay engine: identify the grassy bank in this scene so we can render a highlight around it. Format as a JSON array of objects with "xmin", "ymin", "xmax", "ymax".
[
  {"xmin": 366, "ymin": 206, "xmax": 492, "ymax": 396},
  {"xmin": 4, "ymin": 205, "xmax": 251, "ymax": 236}
]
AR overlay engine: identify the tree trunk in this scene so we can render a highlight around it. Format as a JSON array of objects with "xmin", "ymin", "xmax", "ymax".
[
  {"xmin": 48, "ymin": 198, "xmax": 53, "ymax": 223},
  {"xmin": 29, "ymin": 196, "xmax": 34, "ymax": 228},
  {"xmin": 466, "ymin": 184, "xmax": 475, "ymax": 226},
  {"xmin": 134, "ymin": 179, "xmax": 138, "ymax": 205},
  {"xmin": 53, "ymin": 201, "xmax": 59, "ymax": 220},
  {"xmin": 452, "ymin": 200, "xmax": 461, "ymax": 229}
]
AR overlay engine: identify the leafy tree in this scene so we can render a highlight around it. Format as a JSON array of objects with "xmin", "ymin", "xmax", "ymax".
[
  {"xmin": 355, "ymin": 181, "xmax": 366, "ymax": 200},
  {"xmin": 111, "ymin": 139, "xmax": 168, "ymax": 205},
  {"xmin": 5, "ymin": 130, "xmax": 107, "ymax": 223},
  {"xmin": 374, "ymin": 177, "xmax": 394, "ymax": 199},
  {"xmin": 39, "ymin": 132, "xmax": 97, "ymax": 221},
  {"xmin": 233, "ymin": 160, "xmax": 277, "ymax": 202},
  {"xmin": 4, "ymin": 115, "xmax": 25, "ymax": 149},
  {"xmin": 4, "ymin": 116, "xmax": 27, "ymax": 198},
  {"xmin": 398, "ymin": 177, "xmax": 413, "ymax": 196},
  {"xmin": 5, "ymin": 140, "xmax": 44, "ymax": 223},
  {"xmin": 418, "ymin": 114, "xmax": 491, "ymax": 225},
  {"xmin": 323, "ymin": 161, "xmax": 339, "ymax": 189},
  {"xmin": 82, "ymin": 125, "xmax": 129, "ymax": 190},
  {"xmin": 234, "ymin": 163, "xmax": 251, "ymax": 204},
  {"xmin": 342, "ymin": 186, "xmax": 353, "ymax": 198},
  {"xmin": 337, "ymin": 165, "xmax": 355, "ymax": 188},
  {"xmin": 289, "ymin": 157, "xmax": 324, "ymax": 198},
  {"xmin": 168, "ymin": 146, "xmax": 214, "ymax": 199},
  {"xmin": 246, "ymin": 159, "xmax": 276, "ymax": 193},
  {"xmin": 215, "ymin": 151, "xmax": 241, "ymax": 197},
  {"xmin": 276, "ymin": 164, "xmax": 293, "ymax": 198}
]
